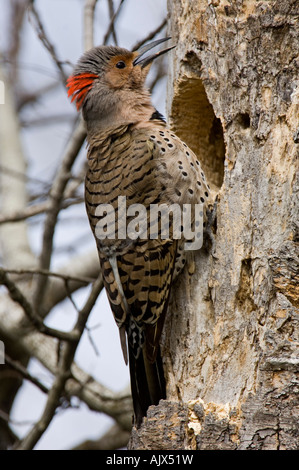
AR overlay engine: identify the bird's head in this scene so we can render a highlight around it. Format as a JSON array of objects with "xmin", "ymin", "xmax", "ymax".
[{"xmin": 66, "ymin": 38, "xmax": 174, "ymax": 131}]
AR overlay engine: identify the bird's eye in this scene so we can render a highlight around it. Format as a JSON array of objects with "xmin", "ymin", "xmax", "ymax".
[{"xmin": 116, "ymin": 61, "xmax": 126, "ymax": 69}]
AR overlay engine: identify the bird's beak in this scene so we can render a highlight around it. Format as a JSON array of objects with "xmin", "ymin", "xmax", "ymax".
[{"xmin": 133, "ymin": 37, "xmax": 175, "ymax": 68}]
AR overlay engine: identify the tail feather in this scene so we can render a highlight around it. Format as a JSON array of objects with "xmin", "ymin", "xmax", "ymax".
[{"xmin": 128, "ymin": 345, "xmax": 166, "ymax": 428}]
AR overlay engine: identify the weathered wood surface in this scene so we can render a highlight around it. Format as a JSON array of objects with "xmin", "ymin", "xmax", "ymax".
[{"xmin": 129, "ymin": 0, "xmax": 299, "ymax": 450}]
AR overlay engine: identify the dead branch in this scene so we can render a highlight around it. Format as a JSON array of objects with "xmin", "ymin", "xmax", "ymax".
[
  {"xmin": 107, "ymin": 0, "xmax": 118, "ymax": 45},
  {"xmin": 103, "ymin": 0, "xmax": 126, "ymax": 45},
  {"xmin": 72, "ymin": 423, "xmax": 130, "ymax": 450},
  {"xmin": 84, "ymin": 0, "xmax": 99, "ymax": 51},
  {"xmin": 15, "ymin": 275, "xmax": 104, "ymax": 450},
  {"xmin": 17, "ymin": 81, "xmax": 60, "ymax": 112},
  {"xmin": 1, "ymin": 268, "xmax": 96, "ymax": 286},
  {"xmin": 28, "ymin": 2, "xmax": 67, "ymax": 83},
  {"xmin": 20, "ymin": 113, "xmax": 75, "ymax": 127},
  {"xmin": 0, "ymin": 268, "xmax": 79, "ymax": 342},
  {"xmin": 0, "ymin": 163, "xmax": 50, "ymax": 190},
  {"xmin": 41, "ymin": 249, "xmax": 101, "ymax": 316},
  {"xmin": 5, "ymin": 355, "xmax": 49, "ymax": 395},
  {"xmin": 33, "ymin": 119, "xmax": 86, "ymax": 311},
  {"xmin": 0, "ymin": 158, "xmax": 86, "ymax": 226},
  {"xmin": 0, "ymin": 197, "xmax": 83, "ymax": 225},
  {"xmin": 0, "ymin": 292, "xmax": 132, "ymax": 431},
  {"xmin": 0, "ymin": 63, "xmax": 36, "ymax": 270},
  {"xmin": 149, "ymin": 58, "xmax": 167, "ymax": 94},
  {"xmin": 131, "ymin": 17, "xmax": 167, "ymax": 52}
]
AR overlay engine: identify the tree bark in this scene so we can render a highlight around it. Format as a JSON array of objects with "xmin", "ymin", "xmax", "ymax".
[{"xmin": 129, "ymin": 0, "xmax": 299, "ymax": 450}]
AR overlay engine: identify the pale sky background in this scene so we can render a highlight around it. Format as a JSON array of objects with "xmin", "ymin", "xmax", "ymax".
[{"xmin": 0, "ymin": 0, "xmax": 168, "ymax": 450}]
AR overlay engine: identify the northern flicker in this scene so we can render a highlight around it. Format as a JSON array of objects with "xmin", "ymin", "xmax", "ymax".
[{"xmin": 67, "ymin": 38, "xmax": 212, "ymax": 427}]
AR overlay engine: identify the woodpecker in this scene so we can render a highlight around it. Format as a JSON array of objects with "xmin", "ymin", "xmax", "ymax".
[{"xmin": 67, "ymin": 38, "xmax": 211, "ymax": 427}]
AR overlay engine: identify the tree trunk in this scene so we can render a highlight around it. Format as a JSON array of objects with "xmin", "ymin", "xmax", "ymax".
[{"xmin": 129, "ymin": 0, "xmax": 299, "ymax": 450}]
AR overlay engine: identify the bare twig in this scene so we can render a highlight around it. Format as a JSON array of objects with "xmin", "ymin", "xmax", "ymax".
[
  {"xmin": 85, "ymin": 324, "xmax": 101, "ymax": 357},
  {"xmin": 63, "ymin": 279, "xmax": 80, "ymax": 313},
  {"xmin": 0, "ymin": 159, "xmax": 86, "ymax": 226},
  {"xmin": 72, "ymin": 423, "xmax": 130, "ymax": 450},
  {"xmin": 0, "ymin": 410, "xmax": 35, "ymax": 428},
  {"xmin": 107, "ymin": 0, "xmax": 118, "ymax": 45},
  {"xmin": 21, "ymin": 113, "xmax": 75, "ymax": 127},
  {"xmin": 0, "ymin": 293, "xmax": 132, "ymax": 430},
  {"xmin": 17, "ymin": 81, "xmax": 60, "ymax": 111},
  {"xmin": 41, "ymin": 250, "xmax": 101, "ymax": 316},
  {"xmin": 84, "ymin": 0, "xmax": 99, "ymax": 51},
  {"xmin": 33, "ymin": 119, "xmax": 86, "ymax": 311},
  {"xmin": 0, "ymin": 163, "xmax": 50, "ymax": 188},
  {"xmin": 5, "ymin": 355, "xmax": 49, "ymax": 395},
  {"xmin": 1, "ymin": 57, "xmax": 70, "ymax": 80},
  {"xmin": 1, "ymin": 268, "xmax": 96, "ymax": 285},
  {"xmin": 131, "ymin": 17, "xmax": 167, "ymax": 51},
  {"xmin": 0, "ymin": 196, "xmax": 84, "ymax": 225},
  {"xmin": 0, "ymin": 63, "xmax": 36, "ymax": 269},
  {"xmin": 15, "ymin": 276, "xmax": 103, "ymax": 450},
  {"xmin": 0, "ymin": 268, "xmax": 79, "ymax": 341},
  {"xmin": 28, "ymin": 3, "xmax": 67, "ymax": 83},
  {"xmin": 103, "ymin": 0, "xmax": 126, "ymax": 45},
  {"xmin": 149, "ymin": 58, "xmax": 167, "ymax": 94}
]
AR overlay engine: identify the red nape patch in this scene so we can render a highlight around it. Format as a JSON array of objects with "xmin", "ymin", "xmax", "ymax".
[{"xmin": 66, "ymin": 73, "xmax": 98, "ymax": 110}]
